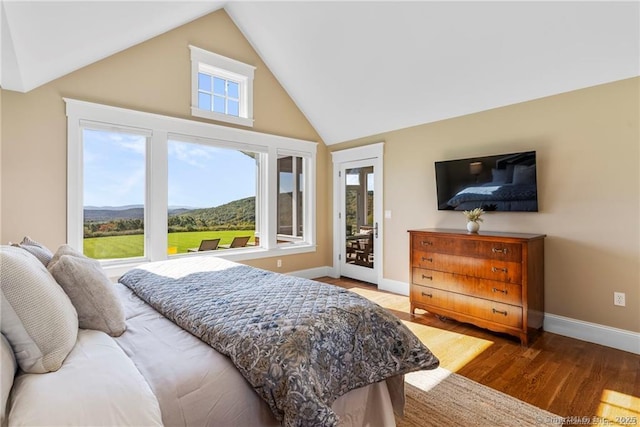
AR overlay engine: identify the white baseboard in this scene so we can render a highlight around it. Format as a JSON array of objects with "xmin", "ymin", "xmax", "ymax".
[
  {"xmin": 378, "ymin": 278, "xmax": 409, "ymax": 296},
  {"xmin": 544, "ymin": 313, "xmax": 640, "ymax": 355},
  {"xmin": 293, "ymin": 266, "xmax": 408, "ymax": 294},
  {"xmin": 288, "ymin": 266, "xmax": 334, "ymax": 280}
]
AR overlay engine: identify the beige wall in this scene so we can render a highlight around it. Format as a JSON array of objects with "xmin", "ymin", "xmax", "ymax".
[
  {"xmin": 0, "ymin": 10, "xmax": 331, "ymax": 272},
  {"xmin": 330, "ymin": 78, "xmax": 640, "ymax": 333}
]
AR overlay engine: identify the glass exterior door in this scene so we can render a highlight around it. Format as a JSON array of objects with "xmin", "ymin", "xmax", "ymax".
[{"xmin": 341, "ymin": 162, "xmax": 377, "ymax": 284}]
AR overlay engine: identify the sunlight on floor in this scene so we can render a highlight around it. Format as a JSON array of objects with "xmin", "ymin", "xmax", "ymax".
[
  {"xmin": 401, "ymin": 321, "xmax": 494, "ymax": 372},
  {"xmin": 597, "ymin": 389, "xmax": 640, "ymax": 425},
  {"xmin": 404, "ymin": 366, "xmax": 453, "ymax": 392},
  {"xmin": 350, "ymin": 287, "xmax": 411, "ymax": 312}
]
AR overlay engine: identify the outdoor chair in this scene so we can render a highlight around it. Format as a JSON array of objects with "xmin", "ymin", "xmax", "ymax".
[
  {"xmin": 220, "ymin": 236, "xmax": 251, "ymax": 249},
  {"xmin": 354, "ymin": 233, "xmax": 374, "ymax": 268},
  {"xmin": 187, "ymin": 238, "xmax": 220, "ymax": 252}
]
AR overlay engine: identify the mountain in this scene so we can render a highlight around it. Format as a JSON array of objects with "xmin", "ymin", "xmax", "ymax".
[
  {"xmin": 84, "ymin": 198, "xmax": 258, "ymax": 227},
  {"xmin": 84, "ymin": 207, "xmax": 144, "ymax": 222},
  {"xmin": 84, "ymin": 206, "xmax": 199, "ymax": 222},
  {"xmin": 84, "ymin": 205, "xmax": 143, "ymax": 211},
  {"xmin": 170, "ymin": 197, "xmax": 255, "ymax": 227}
]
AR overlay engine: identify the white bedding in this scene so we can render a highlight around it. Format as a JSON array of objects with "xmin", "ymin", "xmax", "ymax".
[
  {"xmin": 8, "ymin": 329, "xmax": 162, "ymax": 427},
  {"xmin": 113, "ymin": 282, "xmax": 401, "ymax": 426}
]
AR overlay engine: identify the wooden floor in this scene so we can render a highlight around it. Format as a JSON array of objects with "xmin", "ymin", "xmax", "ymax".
[{"xmin": 318, "ymin": 276, "xmax": 640, "ymax": 424}]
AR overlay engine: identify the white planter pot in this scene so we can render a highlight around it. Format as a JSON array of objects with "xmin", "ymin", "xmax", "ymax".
[{"xmin": 466, "ymin": 221, "xmax": 480, "ymax": 233}]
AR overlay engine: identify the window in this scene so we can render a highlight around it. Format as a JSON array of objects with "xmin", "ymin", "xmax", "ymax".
[
  {"xmin": 277, "ymin": 154, "xmax": 304, "ymax": 242},
  {"xmin": 167, "ymin": 139, "xmax": 260, "ymax": 254},
  {"xmin": 344, "ymin": 167, "xmax": 374, "ymax": 236},
  {"xmin": 198, "ymin": 74, "xmax": 240, "ymax": 117},
  {"xmin": 190, "ymin": 45, "xmax": 255, "ymax": 127},
  {"xmin": 66, "ymin": 99, "xmax": 316, "ymax": 270},
  {"xmin": 82, "ymin": 127, "xmax": 148, "ymax": 260}
]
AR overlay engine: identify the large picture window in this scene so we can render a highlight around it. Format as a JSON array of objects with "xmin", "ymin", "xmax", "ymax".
[
  {"xmin": 167, "ymin": 139, "xmax": 259, "ymax": 254},
  {"xmin": 66, "ymin": 99, "xmax": 316, "ymax": 271}
]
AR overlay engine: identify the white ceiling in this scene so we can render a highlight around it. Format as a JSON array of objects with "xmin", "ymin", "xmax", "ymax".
[{"xmin": 2, "ymin": 1, "xmax": 639, "ymax": 145}]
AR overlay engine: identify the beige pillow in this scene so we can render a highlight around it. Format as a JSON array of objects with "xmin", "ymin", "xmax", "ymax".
[
  {"xmin": 0, "ymin": 246, "xmax": 78, "ymax": 373},
  {"xmin": 11, "ymin": 236, "xmax": 53, "ymax": 266},
  {"xmin": 48, "ymin": 244, "xmax": 94, "ymax": 270},
  {"xmin": 48, "ymin": 255, "xmax": 126, "ymax": 337}
]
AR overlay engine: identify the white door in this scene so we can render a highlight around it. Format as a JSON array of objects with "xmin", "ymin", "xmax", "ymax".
[{"xmin": 332, "ymin": 144, "xmax": 383, "ymax": 285}]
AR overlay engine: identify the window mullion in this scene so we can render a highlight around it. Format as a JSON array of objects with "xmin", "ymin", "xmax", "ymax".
[
  {"xmin": 147, "ymin": 131, "xmax": 168, "ymax": 262},
  {"xmin": 292, "ymin": 158, "xmax": 299, "ymax": 238},
  {"xmin": 304, "ymin": 156, "xmax": 316, "ymax": 246},
  {"xmin": 265, "ymin": 147, "xmax": 279, "ymax": 248}
]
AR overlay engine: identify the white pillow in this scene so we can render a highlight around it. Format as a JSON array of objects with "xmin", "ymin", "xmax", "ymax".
[
  {"xmin": 0, "ymin": 245, "xmax": 78, "ymax": 373},
  {"xmin": 9, "ymin": 329, "xmax": 163, "ymax": 427},
  {"xmin": 48, "ymin": 254, "xmax": 127, "ymax": 337},
  {"xmin": 1, "ymin": 334, "xmax": 17, "ymax": 426}
]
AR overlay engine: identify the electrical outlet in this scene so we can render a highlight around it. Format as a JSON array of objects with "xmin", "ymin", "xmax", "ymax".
[
  {"xmin": 614, "ymin": 292, "xmax": 626, "ymax": 307},
  {"xmin": 277, "ymin": 259, "xmax": 282, "ymax": 268}
]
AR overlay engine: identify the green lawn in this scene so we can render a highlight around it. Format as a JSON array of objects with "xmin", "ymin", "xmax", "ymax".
[{"xmin": 84, "ymin": 230, "xmax": 256, "ymax": 259}]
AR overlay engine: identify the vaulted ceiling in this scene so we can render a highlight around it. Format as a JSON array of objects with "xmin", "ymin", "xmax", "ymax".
[{"xmin": 2, "ymin": 1, "xmax": 638, "ymax": 145}]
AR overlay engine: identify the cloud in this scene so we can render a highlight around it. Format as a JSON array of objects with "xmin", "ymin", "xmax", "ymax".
[
  {"xmin": 168, "ymin": 141, "xmax": 213, "ymax": 168},
  {"xmin": 117, "ymin": 140, "xmax": 146, "ymax": 156}
]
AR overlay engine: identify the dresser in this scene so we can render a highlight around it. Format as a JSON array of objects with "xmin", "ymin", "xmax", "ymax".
[{"xmin": 408, "ymin": 228, "xmax": 545, "ymax": 345}]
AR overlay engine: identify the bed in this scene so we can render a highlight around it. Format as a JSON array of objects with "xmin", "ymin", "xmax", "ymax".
[
  {"xmin": 1, "ymin": 242, "xmax": 439, "ymax": 427},
  {"xmin": 445, "ymin": 182, "xmax": 538, "ymax": 211}
]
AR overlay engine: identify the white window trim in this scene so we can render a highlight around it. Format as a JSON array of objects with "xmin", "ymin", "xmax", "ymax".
[
  {"xmin": 65, "ymin": 98, "xmax": 316, "ymax": 276},
  {"xmin": 190, "ymin": 45, "xmax": 255, "ymax": 127}
]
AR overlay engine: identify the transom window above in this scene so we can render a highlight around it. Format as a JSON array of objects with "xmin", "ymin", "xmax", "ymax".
[
  {"xmin": 198, "ymin": 73, "xmax": 240, "ymax": 117},
  {"xmin": 190, "ymin": 45, "xmax": 255, "ymax": 127}
]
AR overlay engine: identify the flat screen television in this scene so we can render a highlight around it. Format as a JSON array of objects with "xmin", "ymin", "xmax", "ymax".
[{"xmin": 435, "ymin": 151, "xmax": 538, "ymax": 212}]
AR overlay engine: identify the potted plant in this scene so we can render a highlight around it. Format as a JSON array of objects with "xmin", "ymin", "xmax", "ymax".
[{"xmin": 463, "ymin": 207, "xmax": 484, "ymax": 233}]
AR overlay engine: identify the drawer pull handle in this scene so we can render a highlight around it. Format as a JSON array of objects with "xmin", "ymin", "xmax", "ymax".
[
  {"xmin": 421, "ymin": 292, "xmax": 433, "ymax": 298},
  {"xmin": 492, "ymin": 308, "xmax": 508, "ymax": 316},
  {"xmin": 421, "ymin": 274, "xmax": 433, "ymax": 280},
  {"xmin": 421, "ymin": 241, "xmax": 433, "ymax": 246},
  {"xmin": 492, "ymin": 247, "xmax": 508, "ymax": 254},
  {"xmin": 421, "ymin": 256, "xmax": 433, "ymax": 262},
  {"xmin": 492, "ymin": 287, "xmax": 508, "ymax": 294},
  {"xmin": 491, "ymin": 266, "xmax": 508, "ymax": 273}
]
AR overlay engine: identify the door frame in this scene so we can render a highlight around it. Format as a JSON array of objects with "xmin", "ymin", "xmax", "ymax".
[{"xmin": 331, "ymin": 143, "xmax": 384, "ymax": 285}]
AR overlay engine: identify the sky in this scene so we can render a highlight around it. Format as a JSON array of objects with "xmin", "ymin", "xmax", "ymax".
[{"xmin": 83, "ymin": 129, "xmax": 257, "ymax": 208}]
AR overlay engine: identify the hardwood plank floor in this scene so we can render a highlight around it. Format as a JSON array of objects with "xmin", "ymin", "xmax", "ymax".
[{"xmin": 317, "ymin": 276, "xmax": 640, "ymax": 424}]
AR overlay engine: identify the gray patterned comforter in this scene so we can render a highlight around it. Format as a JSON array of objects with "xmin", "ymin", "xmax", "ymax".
[{"xmin": 119, "ymin": 257, "xmax": 439, "ymax": 427}]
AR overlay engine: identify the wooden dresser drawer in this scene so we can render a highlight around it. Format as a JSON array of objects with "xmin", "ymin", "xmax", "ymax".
[
  {"xmin": 411, "ymin": 283, "xmax": 451, "ymax": 307},
  {"xmin": 411, "ymin": 234, "xmax": 522, "ymax": 262},
  {"xmin": 412, "ymin": 268, "xmax": 522, "ymax": 306},
  {"xmin": 412, "ymin": 251, "xmax": 522, "ymax": 284},
  {"xmin": 411, "ymin": 285, "xmax": 523, "ymax": 328}
]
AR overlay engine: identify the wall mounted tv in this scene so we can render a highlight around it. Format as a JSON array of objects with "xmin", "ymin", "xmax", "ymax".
[{"xmin": 435, "ymin": 151, "xmax": 538, "ymax": 212}]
